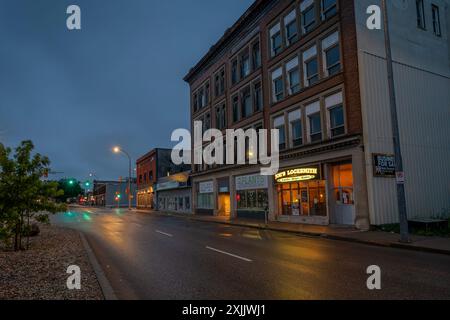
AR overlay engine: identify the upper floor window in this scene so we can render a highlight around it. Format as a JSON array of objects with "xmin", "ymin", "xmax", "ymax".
[
  {"xmin": 252, "ymin": 41, "xmax": 261, "ymax": 70},
  {"xmin": 321, "ymin": 0, "xmax": 337, "ymax": 20},
  {"xmin": 416, "ymin": 0, "xmax": 426, "ymax": 29},
  {"xmin": 149, "ymin": 171, "xmax": 153, "ymax": 181},
  {"xmin": 432, "ymin": 5, "xmax": 441, "ymax": 36},
  {"xmin": 301, "ymin": 0, "xmax": 316, "ymax": 33},
  {"xmin": 303, "ymin": 46, "xmax": 318, "ymax": 87},
  {"xmin": 193, "ymin": 92, "xmax": 198, "ymax": 112},
  {"xmin": 326, "ymin": 91, "xmax": 345, "ymax": 137},
  {"xmin": 214, "ymin": 68, "xmax": 225, "ymax": 97},
  {"xmin": 241, "ymin": 87, "xmax": 252, "ymax": 119},
  {"xmin": 271, "ymin": 67, "xmax": 284, "ymax": 103},
  {"xmin": 322, "ymin": 31, "xmax": 340, "ymax": 77},
  {"xmin": 288, "ymin": 109, "xmax": 303, "ymax": 147},
  {"xmin": 274, "ymin": 115, "xmax": 286, "ymax": 150},
  {"xmin": 270, "ymin": 23, "xmax": 282, "ymax": 57},
  {"xmin": 215, "ymin": 103, "xmax": 227, "ymax": 130},
  {"xmin": 240, "ymin": 50, "xmax": 251, "ymax": 79},
  {"xmin": 306, "ymin": 101, "xmax": 322, "ymax": 143},
  {"xmin": 231, "ymin": 59, "xmax": 238, "ymax": 85},
  {"xmin": 284, "ymin": 10, "xmax": 298, "ymax": 46},
  {"xmin": 232, "ymin": 95, "xmax": 239, "ymax": 123},
  {"xmin": 253, "ymin": 81, "xmax": 263, "ymax": 111},
  {"xmin": 286, "ymin": 57, "xmax": 301, "ymax": 95}
]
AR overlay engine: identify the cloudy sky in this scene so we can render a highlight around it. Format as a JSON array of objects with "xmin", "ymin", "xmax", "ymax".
[{"xmin": 0, "ymin": 0, "xmax": 253, "ymax": 181}]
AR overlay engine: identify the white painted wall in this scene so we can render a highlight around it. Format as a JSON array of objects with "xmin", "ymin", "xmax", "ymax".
[{"xmin": 354, "ymin": 0, "xmax": 450, "ymax": 224}]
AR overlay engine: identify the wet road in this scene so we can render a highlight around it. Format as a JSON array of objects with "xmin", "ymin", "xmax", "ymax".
[{"xmin": 52, "ymin": 207, "xmax": 450, "ymax": 300}]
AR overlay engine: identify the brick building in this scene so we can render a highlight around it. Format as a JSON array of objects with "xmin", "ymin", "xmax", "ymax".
[{"xmin": 184, "ymin": 0, "xmax": 450, "ymax": 229}]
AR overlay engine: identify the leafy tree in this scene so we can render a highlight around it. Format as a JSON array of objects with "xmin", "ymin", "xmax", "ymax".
[
  {"xmin": 0, "ymin": 141, "xmax": 67, "ymax": 251},
  {"xmin": 56, "ymin": 179, "xmax": 84, "ymax": 202}
]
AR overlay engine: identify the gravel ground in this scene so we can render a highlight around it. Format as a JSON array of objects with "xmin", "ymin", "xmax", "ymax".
[{"xmin": 0, "ymin": 224, "xmax": 104, "ymax": 300}]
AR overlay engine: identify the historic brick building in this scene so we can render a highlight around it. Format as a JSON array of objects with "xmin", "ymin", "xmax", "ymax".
[{"xmin": 184, "ymin": 0, "xmax": 450, "ymax": 229}]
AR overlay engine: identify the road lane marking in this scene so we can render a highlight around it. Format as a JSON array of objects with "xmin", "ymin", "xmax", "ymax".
[
  {"xmin": 206, "ymin": 246, "xmax": 252, "ymax": 262},
  {"xmin": 155, "ymin": 230, "xmax": 173, "ymax": 237}
]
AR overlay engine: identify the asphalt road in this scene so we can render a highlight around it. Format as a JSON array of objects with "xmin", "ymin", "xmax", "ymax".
[{"xmin": 51, "ymin": 207, "xmax": 450, "ymax": 300}]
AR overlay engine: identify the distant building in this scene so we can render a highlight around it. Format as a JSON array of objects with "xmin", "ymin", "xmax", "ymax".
[
  {"xmin": 156, "ymin": 171, "xmax": 192, "ymax": 214},
  {"xmin": 93, "ymin": 179, "xmax": 137, "ymax": 208},
  {"xmin": 136, "ymin": 148, "xmax": 190, "ymax": 210}
]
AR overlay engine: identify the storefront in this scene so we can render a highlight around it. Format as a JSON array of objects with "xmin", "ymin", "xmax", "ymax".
[
  {"xmin": 156, "ymin": 171, "xmax": 191, "ymax": 214},
  {"xmin": 274, "ymin": 162, "xmax": 355, "ymax": 226},
  {"xmin": 137, "ymin": 186, "xmax": 154, "ymax": 209},
  {"xmin": 235, "ymin": 174, "xmax": 269, "ymax": 220},
  {"xmin": 196, "ymin": 180, "xmax": 214, "ymax": 215}
]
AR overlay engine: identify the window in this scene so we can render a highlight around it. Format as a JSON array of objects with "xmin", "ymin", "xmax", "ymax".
[
  {"xmin": 416, "ymin": 0, "xmax": 426, "ymax": 29},
  {"xmin": 143, "ymin": 173, "xmax": 147, "ymax": 183},
  {"xmin": 302, "ymin": 2, "xmax": 316, "ymax": 33},
  {"xmin": 240, "ymin": 51, "xmax": 250, "ymax": 79},
  {"xmin": 286, "ymin": 57, "xmax": 300, "ymax": 95},
  {"xmin": 216, "ymin": 103, "xmax": 226, "ymax": 130},
  {"xmin": 149, "ymin": 171, "xmax": 153, "ymax": 181},
  {"xmin": 193, "ymin": 93, "xmax": 198, "ymax": 112},
  {"xmin": 232, "ymin": 95, "xmax": 239, "ymax": 122},
  {"xmin": 284, "ymin": 10, "xmax": 298, "ymax": 46},
  {"xmin": 331, "ymin": 163, "xmax": 354, "ymax": 205},
  {"xmin": 237, "ymin": 189, "xmax": 268, "ymax": 210},
  {"xmin": 178, "ymin": 197, "xmax": 183, "ymax": 210},
  {"xmin": 270, "ymin": 23, "xmax": 282, "ymax": 57},
  {"xmin": 322, "ymin": 32, "xmax": 340, "ymax": 76},
  {"xmin": 274, "ymin": 116, "xmax": 286, "ymax": 150},
  {"xmin": 253, "ymin": 81, "xmax": 262, "ymax": 111},
  {"xmin": 204, "ymin": 113, "xmax": 211, "ymax": 131},
  {"xmin": 241, "ymin": 87, "xmax": 252, "ymax": 119},
  {"xmin": 289, "ymin": 110, "xmax": 302, "ymax": 147},
  {"xmin": 321, "ymin": 0, "xmax": 337, "ymax": 20},
  {"xmin": 326, "ymin": 91, "xmax": 345, "ymax": 137},
  {"xmin": 303, "ymin": 46, "xmax": 318, "ymax": 86},
  {"xmin": 231, "ymin": 59, "xmax": 238, "ymax": 85},
  {"xmin": 185, "ymin": 197, "xmax": 190, "ymax": 210},
  {"xmin": 214, "ymin": 68, "xmax": 225, "ymax": 97},
  {"xmin": 432, "ymin": 5, "xmax": 441, "ymax": 36},
  {"xmin": 306, "ymin": 101, "xmax": 322, "ymax": 143},
  {"xmin": 139, "ymin": 175, "xmax": 142, "ymax": 184},
  {"xmin": 205, "ymin": 83, "xmax": 210, "ymax": 106},
  {"xmin": 309, "ymin": 113, "xmax": 322, "ymax": 142},
  {"xmin": 272, "ymin": 67, "xmax": 284, "ymax": 103},
  {"xmin": 252, "ymin": 41, "xmax": 261, "ymax": 70}
]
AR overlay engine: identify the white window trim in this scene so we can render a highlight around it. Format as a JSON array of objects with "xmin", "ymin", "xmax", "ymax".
[
  {"xmin": 325, "ymin": 91, "xmax": 345, "ymax": 138},
  {"xmin": 305, "ymin": 101, "xmax": 321, "ymax": 143}
]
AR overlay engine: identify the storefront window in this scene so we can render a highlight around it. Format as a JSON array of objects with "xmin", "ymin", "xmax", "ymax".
[
  {"xmin": 185, "ymin": 197, "xmax": 190, "ymax": 210},
  {"xmin": 197, "ymin": 193, "xmax": 213, "ymax": 209},
  {"xmin": 277, "ymin": 180, "xmax": 326, "ymax": 217},
  {"xmin": 331, "ymin": 163, "xmax": 354, "ymax": 205},
  {"xmin": 237, "ymin": 189, "xmax": 268, "ymax": 210}
]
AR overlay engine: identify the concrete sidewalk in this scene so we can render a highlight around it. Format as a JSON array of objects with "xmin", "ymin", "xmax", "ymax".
[{"xmin": 135, "ymin": 209, "xmax": 450, "ymax": 256}]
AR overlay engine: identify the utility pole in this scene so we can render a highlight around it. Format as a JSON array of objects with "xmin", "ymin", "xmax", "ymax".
[{"xmin": 381, "ymin": 0, "xmax": 410, "ymax": 243}]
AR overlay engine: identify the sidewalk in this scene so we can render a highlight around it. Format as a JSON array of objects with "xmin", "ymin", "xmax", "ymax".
[{"xmin": 137, "ymin": 209, "xmax": 450, "ymax": 256}]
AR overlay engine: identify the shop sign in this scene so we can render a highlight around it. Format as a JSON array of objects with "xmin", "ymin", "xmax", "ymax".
[
  {"xmin": 373, "ymin": 154, "xmax": 396, "ymax": 177},
  {"xmin": 275, "ymin": 166, "xmax": 320, "ymax": 183},
  {"xmin": 199, "ymin": 181, "xmax": 214, "ymax": 194},
  {"xmin": 235, "ymin": 174, "xmax": 268, "ymax": 191}
]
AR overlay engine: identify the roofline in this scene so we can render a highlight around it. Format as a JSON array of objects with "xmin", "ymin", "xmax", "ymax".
[
  {"xmin": 136, "ymin": 148, "xmax": 173, "ymax": 163},
  {"xmin": 183, "ymin": 0, "xmax": 266, "ymax": 83}
]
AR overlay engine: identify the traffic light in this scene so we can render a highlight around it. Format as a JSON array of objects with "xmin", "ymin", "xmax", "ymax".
[
  {"xmin": 85, "ymin": 181, "xmax": 91, "ymax": 188},
  {"xmin": 68, "ymin": 179, "xmax": 75, "ymax": 186}
]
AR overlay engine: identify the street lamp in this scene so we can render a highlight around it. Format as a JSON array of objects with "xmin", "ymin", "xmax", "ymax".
[{"xmin": 112, "ymin": 146, "xmax": 132, "ymax": 210}]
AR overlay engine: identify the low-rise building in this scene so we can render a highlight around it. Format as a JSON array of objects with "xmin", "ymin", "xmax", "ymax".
[
  {"xmin": 156, "ymin": 171, "xmax": 192, "ymax": 214},
  {"xmin": 93, "ymin": 179, "xmax": 137, "ymax": 208}
]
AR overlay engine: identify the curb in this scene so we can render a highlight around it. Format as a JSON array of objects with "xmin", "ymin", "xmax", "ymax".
[
  {"xmin": 79, "ymin": 232, "xmax": 118, "ymax": 300},
  {"xmin": 140, "ymin": 210, "xmax": 450, "ymax": 256}
]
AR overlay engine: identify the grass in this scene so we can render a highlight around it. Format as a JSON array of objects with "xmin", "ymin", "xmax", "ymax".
[{"xmin": 376, "ymin": 219, "xmax": 450, "ymax": 237}]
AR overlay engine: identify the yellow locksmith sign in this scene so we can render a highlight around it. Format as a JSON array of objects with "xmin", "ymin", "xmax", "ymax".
[{"xmin": 275, "ymin": 166, "xmax": 320, "ymax": 183}]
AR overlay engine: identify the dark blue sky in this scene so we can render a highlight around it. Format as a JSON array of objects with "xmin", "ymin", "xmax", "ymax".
[{"xmin": 0, "ymin": 0, "xmax": 254, "ymax": 181}]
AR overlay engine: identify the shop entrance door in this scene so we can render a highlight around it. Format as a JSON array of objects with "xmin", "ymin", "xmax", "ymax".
[
  {"xmin": 330, "ymin": 163, "xmax": 355, "ymax": 225},
  {"xmin": 217, "ymin": 194, "xmax": 231, "ymax": 217}
]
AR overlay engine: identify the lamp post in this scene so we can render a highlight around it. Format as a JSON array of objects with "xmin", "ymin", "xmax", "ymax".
[
  {"xmin": 113, "ymin": 146, "xmax": 132, "ymax": 210},
  {"xmin": 381, "ymin": 0, "xmax": 409, "ymax": 243}
]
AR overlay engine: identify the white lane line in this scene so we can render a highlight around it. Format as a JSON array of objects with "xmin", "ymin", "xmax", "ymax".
[
  {"xmin": 206, "ymin": 246, "xmax": 252, "ymax": 262},
  {"xmin": 155, "ymin": 230, "xmax": 173, "ymax": 237}
]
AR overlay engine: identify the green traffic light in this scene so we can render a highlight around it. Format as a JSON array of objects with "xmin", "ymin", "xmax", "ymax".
[{"xmin": 69, "ymin": 180, "xmax": 74, "ymax": 185}]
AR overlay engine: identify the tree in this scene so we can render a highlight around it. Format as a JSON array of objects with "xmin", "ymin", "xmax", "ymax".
[
  {"xmin": 56, "ymin": 178, "xmax": 84, "ymax": 202},
  {"xmin": 0, "ymin": 141, "xmax": 67, "ymax": 251}
]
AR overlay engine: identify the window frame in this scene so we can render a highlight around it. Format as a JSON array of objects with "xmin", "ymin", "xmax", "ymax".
[
  {"xmin": 432, "ymin": 4, "xmax": 441, "ymax": 36},
  {"xmin": 416, "ymin": 0, "xmax": 426, "ymax": 30}
]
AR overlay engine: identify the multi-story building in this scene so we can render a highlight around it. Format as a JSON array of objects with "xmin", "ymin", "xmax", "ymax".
[
  {"xmin": 136, "ymin": 148, "xmax": 190, "ymax": 209},
  {"xmin": 184, "ymin": 0, "xmax": 450, "ymax": 229}
]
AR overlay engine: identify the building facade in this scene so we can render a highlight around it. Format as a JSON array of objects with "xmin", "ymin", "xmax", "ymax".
[
  {"xmin": 136, "ymin": 148, "xmax": 190, "ymax": 210},
  {"xmin": 184, "ymin": 0, "xmax": 450, "ymax": 229},
  {"xmin": 93, "ymin": 180, "xmax": 137, "ymax": 208},
  {"xmin": 156, "ymin": 171, "xmax": 192, "ymax": 214}
]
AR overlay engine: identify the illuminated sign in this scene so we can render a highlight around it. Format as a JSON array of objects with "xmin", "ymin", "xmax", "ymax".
[{"xmin": 275, "ymin": 166, "xmax": 320, "ymax": 183}]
